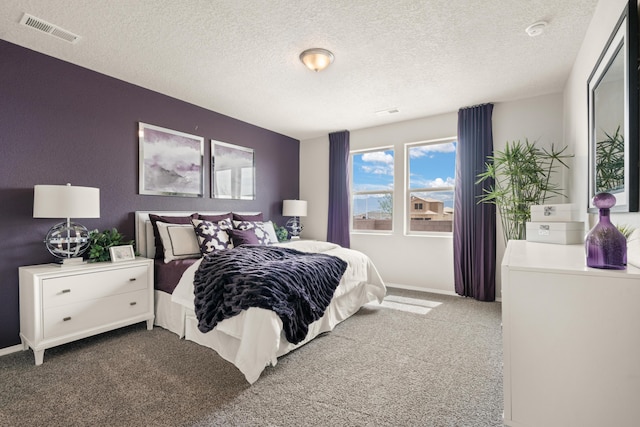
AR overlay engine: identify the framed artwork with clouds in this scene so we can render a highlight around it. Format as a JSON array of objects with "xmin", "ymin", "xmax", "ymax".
[{"xmin": 138, "ymin": 122, "xmax": 204, "ymax": 197}]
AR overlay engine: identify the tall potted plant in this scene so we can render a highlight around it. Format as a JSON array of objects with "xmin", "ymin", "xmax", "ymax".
[{"xmin": 476, "ymin": 139, "xmax": 572, "ymax": 243}]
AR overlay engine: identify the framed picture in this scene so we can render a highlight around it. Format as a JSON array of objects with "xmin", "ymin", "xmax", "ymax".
[
  {"xmin": 211, "ymin": 140, "xmax": 255, "ymax": 199},
  {"xmin": 109, "ymin": 245, "xmax": 135, "ymax": 263},
  {"xmin": 139, "ymin": 122, "xmax": 204, "ymax": 197}
]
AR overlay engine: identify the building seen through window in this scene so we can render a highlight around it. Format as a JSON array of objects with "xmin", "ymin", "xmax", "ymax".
[
  {"xmin": 407, "ymin": 138, "xmax": 456, "ymax": 233},
  {"xmin": 351, "ymin": 149, "xmax": 394, "ymax": 231}
]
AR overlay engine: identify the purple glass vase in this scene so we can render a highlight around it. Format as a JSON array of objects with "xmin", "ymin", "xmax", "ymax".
[{"xmin": 585, "ymin": 193, "xmax": 627, "ymax": 269}]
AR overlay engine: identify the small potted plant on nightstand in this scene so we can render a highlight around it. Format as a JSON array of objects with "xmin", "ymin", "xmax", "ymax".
[
  {"xmin": 87, "ymin": 228, "xmax": 134, "ymax": 262},
  {"xmin": 273, "ymin": 223, "xmax": 289, "ymax": 242}
]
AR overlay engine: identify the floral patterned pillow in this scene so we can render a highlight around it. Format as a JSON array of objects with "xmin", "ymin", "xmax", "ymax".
[
  {"xmin": 191, "ymin": 218, "xmax": 233, "ymax": 255},
  {"xmin": 233, "ymin": 220, "xmax": 273, "ymax": 245}
]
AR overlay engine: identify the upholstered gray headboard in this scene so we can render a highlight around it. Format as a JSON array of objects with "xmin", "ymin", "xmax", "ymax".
[{"xmin": 134, "ymin": 211, "xmax": 261, "ymax": 258}]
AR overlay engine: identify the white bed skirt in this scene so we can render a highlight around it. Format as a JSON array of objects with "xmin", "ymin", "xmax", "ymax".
[
  {"xmin": 154, "ymin": 290, "xmax": 186, "ymax": 338},
  {"xmin": 154, "ymin": 240, "xmax": 386, "ymax": 383}
]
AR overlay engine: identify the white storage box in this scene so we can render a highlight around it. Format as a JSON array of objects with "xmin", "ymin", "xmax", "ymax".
[
  {"xmin": 525, "ymin": 221, "xmax": 585, "ymax": 245},
  {"xmin": 530, "ymin": 204, "xmax": 578, "ymax": 222}
]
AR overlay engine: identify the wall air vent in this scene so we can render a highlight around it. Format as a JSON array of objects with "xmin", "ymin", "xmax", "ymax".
[{"xmin": 19, "ymin": 13, "xmax": 80, "ymax": 44}]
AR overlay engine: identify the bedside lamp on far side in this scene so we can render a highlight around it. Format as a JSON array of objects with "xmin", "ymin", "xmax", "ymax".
[
  {"xmin": 283, "ymin": 199, "xmax": 307, "ymax": 239},
  {"xmin": 33, "ymin": 183, "xmax": 100, "ymax": 265}
]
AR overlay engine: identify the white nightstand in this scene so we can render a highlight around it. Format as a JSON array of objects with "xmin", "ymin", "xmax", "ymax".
[{"xmin": 19, "ymin": 257, "xmax": 154, "ymax": 365}]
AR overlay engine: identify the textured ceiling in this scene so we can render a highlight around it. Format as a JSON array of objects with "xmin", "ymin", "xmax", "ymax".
[{"xmin": 0, "ymin": 0, "xmax": 599, "ymax": 140}]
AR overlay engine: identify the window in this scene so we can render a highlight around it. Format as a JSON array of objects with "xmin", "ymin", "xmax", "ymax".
[
  {"xmin": 407, "ymin": 138, "xmax": 456, "ymax": 233},
  {"xmin": 351, "ymin": 148, "xmax": 394, "ymax": 231}
]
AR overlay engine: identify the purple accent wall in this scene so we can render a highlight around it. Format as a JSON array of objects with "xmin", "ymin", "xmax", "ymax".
[{"xmin": 0, "ymin": 40, "xmax": 300, "ymax": 349}]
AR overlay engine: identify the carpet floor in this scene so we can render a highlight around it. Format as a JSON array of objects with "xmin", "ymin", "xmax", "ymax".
[{"xmin": 0, "ymin": 289, "xmax": 503, "ymax": 426}]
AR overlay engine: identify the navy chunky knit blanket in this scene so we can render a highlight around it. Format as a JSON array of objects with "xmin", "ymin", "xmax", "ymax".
[{"xmin": 193, "ymin": 245, "xmax": 348, "ymax": 344}]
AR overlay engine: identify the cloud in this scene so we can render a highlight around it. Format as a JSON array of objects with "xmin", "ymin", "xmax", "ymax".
[
  {"xmin": 409, "ymin": 142, "xmax": 456, "ymax": 158},
  {"xmin": 430, "ymin": 177, "xmax": 456, "ymax": 187},
  {"xmin": 362, "ymin": 151, "xmax": 394, "ymax": 164},
  {"xmin": 362, "ymin": 164, "xmax": 393, "ymax": 176},
  {"xmin": 411, "ymin": 176, "xmax": 456, "ymax": 188},
  {"xmin": 357, "ymin": 151, "xmax": 394, "ymax": 176}
]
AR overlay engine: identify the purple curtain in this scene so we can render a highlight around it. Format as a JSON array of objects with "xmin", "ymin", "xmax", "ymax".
[
  {"xmin": 327, "ymin": 130, "xmax": 350, "ymax": 248},
  {"xmin": 453, "ymin": 104, "xmax": 496, "ymax": 301}
]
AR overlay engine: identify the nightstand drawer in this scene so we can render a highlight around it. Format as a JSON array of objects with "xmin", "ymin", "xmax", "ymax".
[
  {"xmin": 43, "ymin": 289, "xmax": 150, "ymax": 339},
  {"xmin": 42, "ymin": 265, "xmax": 148, "ymax": 308}
]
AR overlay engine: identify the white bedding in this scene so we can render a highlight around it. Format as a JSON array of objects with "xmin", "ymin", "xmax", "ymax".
[{"xmin": 171, "ymin": 240, "xmax": 386, "ymax": 383}]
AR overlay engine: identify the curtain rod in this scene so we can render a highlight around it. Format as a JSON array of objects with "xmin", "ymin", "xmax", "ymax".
[{"xmin": 458, "ymin": 102, "xmax": 494, "ymax": 111}]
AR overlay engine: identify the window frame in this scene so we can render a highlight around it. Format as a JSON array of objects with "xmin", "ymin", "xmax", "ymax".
[
  {"xmin": 350, "ymin": 146, "xmax": 395, "ymax": 234},
  {"xmin": 404, "ymin": 137, "xmax": 457, "ymax": 236}
]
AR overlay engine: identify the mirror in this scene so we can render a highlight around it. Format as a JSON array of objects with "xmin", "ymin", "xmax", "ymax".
[
  {"xmin": 588, "ymin": 2, "xmax": 639, "ymax": 212},
  {"xmin": 211, "ymin": 140, "xmax": 255, "ymax": 200}
]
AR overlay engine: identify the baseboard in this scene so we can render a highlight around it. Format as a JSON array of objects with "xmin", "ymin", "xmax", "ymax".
[
  {"xmin": 385, "ymin": 282, "xmax": 502, "ymax": 302},
  {"xmin": 385, "ymin": 282, "xmax": 458, "ymax": 297},
  {"xmin": 0, "ymin": 344, "xmax": 23, "ymax": 357}
]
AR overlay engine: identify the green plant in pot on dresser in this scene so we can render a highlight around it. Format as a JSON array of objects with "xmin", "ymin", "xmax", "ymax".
[{"xmin": 476, "ymin": 139, "xmax": 572, "ymax": 243}]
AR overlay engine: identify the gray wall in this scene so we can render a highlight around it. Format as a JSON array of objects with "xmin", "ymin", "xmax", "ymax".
[
  {"xmin": 0, "ymin": 40, "xmax": 300, "ymax": 348},
  {"xmin": 300, "ymin": 93, "xmax": 564, "ymax": 298}
]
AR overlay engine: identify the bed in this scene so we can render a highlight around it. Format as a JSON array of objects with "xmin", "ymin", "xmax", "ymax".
[{"xmin": 135, "ymin": 211, "xmax": 386, "ymax": 383}]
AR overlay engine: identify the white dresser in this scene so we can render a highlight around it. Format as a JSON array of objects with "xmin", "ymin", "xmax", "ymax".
[
  {"xmin": 19, "ymin": 258, "xmax": 154, "ymax": 365},
  {"xmin": 502, "ymin": 240, "xmax": 640, "ymax": 427}
]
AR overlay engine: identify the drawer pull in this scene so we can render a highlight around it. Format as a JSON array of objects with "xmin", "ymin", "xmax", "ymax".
[
  {"xmin": 61, "ymin": 289, "xmax": 71, "ymax": 294},
  {"xmin": 63, "ymin": 317, "xmax": 71, "ymax": 322},
  {"xmin": 130, "ymin": 302, "xmax": 137, "ymax": 306},
  {"xmin": 129, "ymin": 278, "xmax": 137, "ymax": 282}
]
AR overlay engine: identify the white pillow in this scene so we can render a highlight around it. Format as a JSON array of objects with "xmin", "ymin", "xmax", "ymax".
[
  {"xmin": 233, "ymin": 220, "xmax": 279, "ymax": 245},
  {"xmin": 263, "ymin": 221, "xmax": 279, "ymax": 244},
  {"xmin": 156, "ymin": 222, "xmax": 201, "ymax": 263}
]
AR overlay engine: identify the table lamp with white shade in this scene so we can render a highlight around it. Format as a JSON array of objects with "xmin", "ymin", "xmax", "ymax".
[
  {"xmin": 33, "ymin": 183, "xmax": 100, "ymax": 265},
  {"xmin": 282, "ymin": 199, "xmax": 307, "ymax": 239}
]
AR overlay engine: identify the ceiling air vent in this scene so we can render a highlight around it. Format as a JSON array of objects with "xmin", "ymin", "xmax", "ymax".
[
  {"xmin": 19, "ymin": 13, "xmax": 80, "ymax": 44},
  {"xmin": 375, "ymin": 107, "xmax": 400, "ymax": 117}
]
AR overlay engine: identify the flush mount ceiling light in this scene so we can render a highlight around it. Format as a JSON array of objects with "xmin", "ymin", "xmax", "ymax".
[
  {"xmin": 299, "ymin": 48, "xmax": 334, "ymax": 72},
  {"xmin": 525, "ymin": 21, "xmax": 548, "ymax": 37}
]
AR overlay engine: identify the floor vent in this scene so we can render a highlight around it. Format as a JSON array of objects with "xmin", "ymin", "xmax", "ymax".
[{"xmin": 20, "ymin": 13, "xmax": 80, "ymax": 44}]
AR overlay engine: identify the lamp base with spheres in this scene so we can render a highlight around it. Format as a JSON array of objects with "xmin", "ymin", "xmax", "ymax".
[
  {"xmin": 286, "ymin": 217, "xmax": 303, "ymax": 238},
  {"xmin": 44, "ymin": 220, "xmax": 91, "ymax": 264}
]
